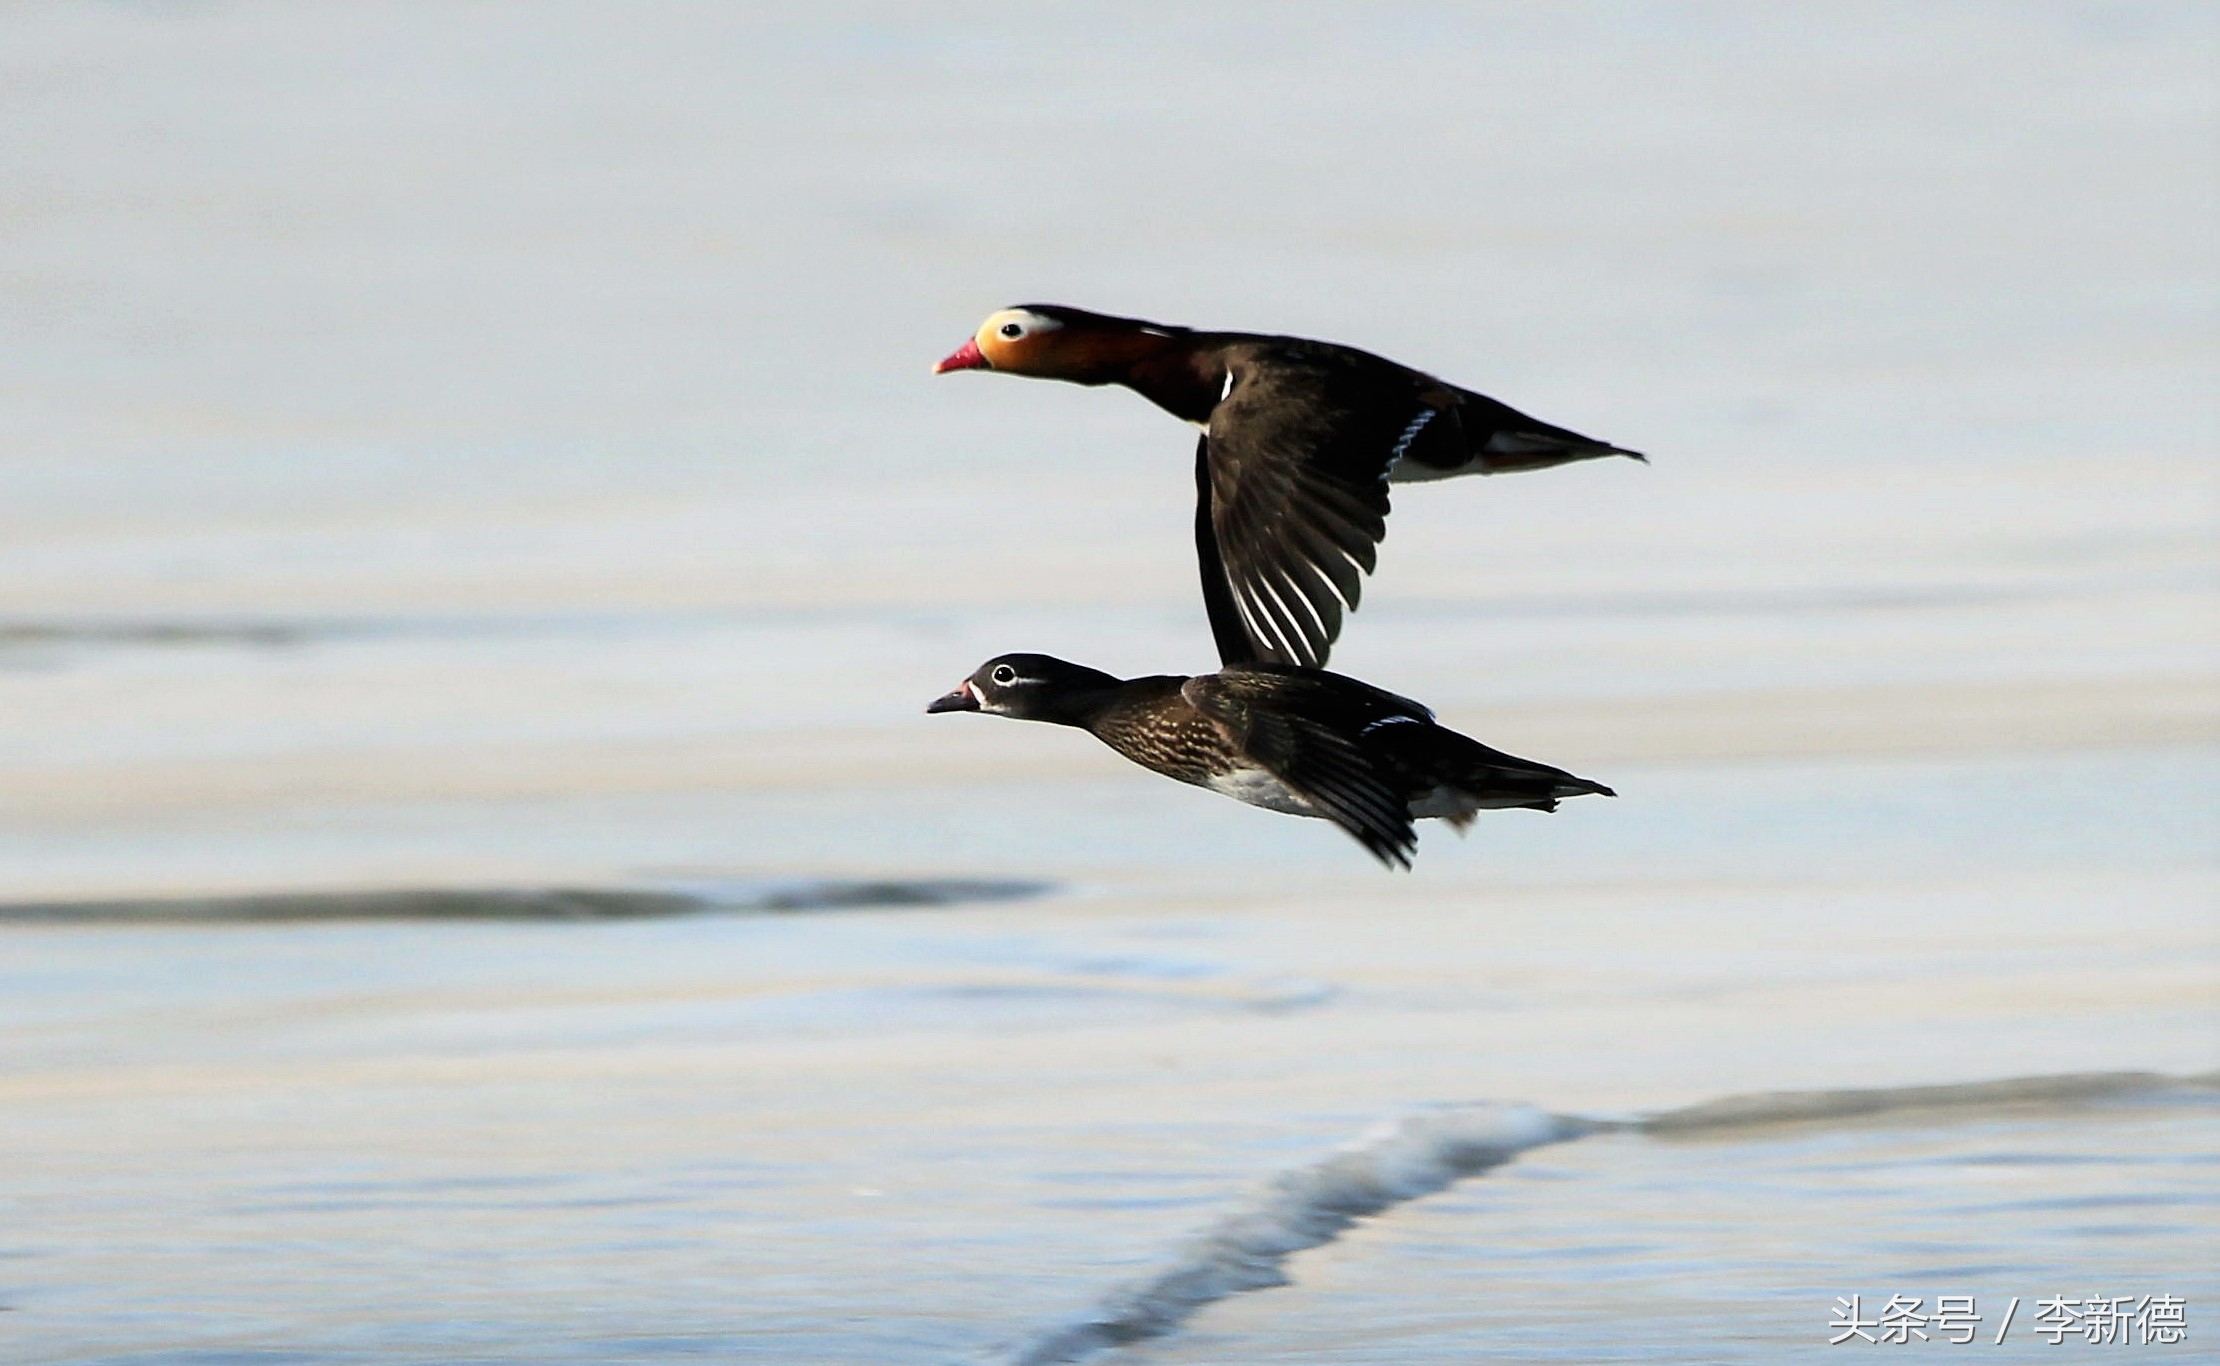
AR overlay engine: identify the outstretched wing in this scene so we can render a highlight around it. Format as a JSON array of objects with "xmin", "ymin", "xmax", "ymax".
[
  {"xmin": 1200, "ymin": 347, "xmax": 1410, "ymax": 668},
  {"xmin": 1181, "ymin": 671, "xmax": 1417, "ymax": 868}
]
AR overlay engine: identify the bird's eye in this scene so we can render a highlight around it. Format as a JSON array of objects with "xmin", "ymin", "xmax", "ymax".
[
  {"xmin": 998, "ymin": 322, "xmax": 1023, "ymax": 339},
  {"xmin": 991, "ymin": 664, "xmax": 1018, "ymax": 685}
]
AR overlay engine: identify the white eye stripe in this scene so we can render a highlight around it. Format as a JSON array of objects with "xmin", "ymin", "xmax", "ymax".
[{"xmin": 986, "ymin": 309, "xmax": 1065, "ymax": 339}]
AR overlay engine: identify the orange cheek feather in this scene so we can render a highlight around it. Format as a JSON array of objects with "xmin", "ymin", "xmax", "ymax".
[{"xmin": 977, "ymin": 326, "xmax": 1036, "ymax": 372}]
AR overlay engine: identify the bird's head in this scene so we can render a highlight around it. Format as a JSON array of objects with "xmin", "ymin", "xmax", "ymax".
[
  {"xmin": 925, "ymin": 652, "xmax": 1120, "ymax": 724},
  {"xmin": 932, "ymin": 305, "xmax": 1182, "ymax": 381}
]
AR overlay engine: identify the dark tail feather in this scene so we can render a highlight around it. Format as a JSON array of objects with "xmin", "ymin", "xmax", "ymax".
[
  {"xmin": 1555, "ymin": 776, "xmax": 1616, "ymax": 799},
  {"xmin": 1482, "ymin": 431, "xmax": 1644, "ymax": 473},
  {"xmin": 1448, "ymin": 388, "xmax": 1645, "ymax": 473}
]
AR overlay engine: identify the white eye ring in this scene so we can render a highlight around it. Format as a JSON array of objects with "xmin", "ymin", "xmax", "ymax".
[{"xmin": 991, "ymin": 664, "xmax": 1018, "ymax": 685}]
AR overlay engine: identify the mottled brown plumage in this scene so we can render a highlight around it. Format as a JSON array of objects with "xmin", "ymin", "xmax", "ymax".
[{"xmin": 926, "ymin": 652, "xmax": 1614, "ymax": 869}]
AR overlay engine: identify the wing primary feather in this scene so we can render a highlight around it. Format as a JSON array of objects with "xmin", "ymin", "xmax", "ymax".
[
  {"xmin": 1277, "ymin": 723, "xmax": 1416, "ymax": 867},
  {"xmin": 1266, "ymin": 493, "xmax": 1381, "ymax": 630},
  {"xmin": 1183, "ymin": 674, "xmax": 1416, "ymax": 867},
  {"xmin": 1271, "ymin": 509, "xmax": 1368, "ymax": 610},
  {"xmin": 1250, "ymin": 557, "xmax": 1334, "ymax": 667},
  {"xmin": 1267, "ymin": 578, "xmax": 1330, "ymax": 668},
  {"xmin": 1230, "ymin": 573, "xmax": 1296, "ymax": 666},
  {"xmin": 1225, "ymin": 513, "xmax": 1347, "ymax": 667},
  {"xmin": 1193, "ymin": 436, "xmax": 1260, "ymax": 665},
  {"xmin": 1244, "ymin": 575, "xmax": 1311, "ymax": 667}
]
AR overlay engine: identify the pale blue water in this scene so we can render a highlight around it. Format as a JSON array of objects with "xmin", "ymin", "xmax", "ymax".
[
  {"xmin": 3, "ymin": 743, "xmax": 2213, "ymax": 1364},
  {"xmin": 2, "ymin": 2, "xmax": 2214, "ymax": 1362},
  {"xmin": 1114, "ymin": 1099, "xmax": 2220, "ymax": 1365}
]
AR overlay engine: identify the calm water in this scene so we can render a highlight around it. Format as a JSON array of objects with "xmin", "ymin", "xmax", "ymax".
[{"xmin": 2, "ymin": 2, "xmax": 2214, "ymax": 1362}]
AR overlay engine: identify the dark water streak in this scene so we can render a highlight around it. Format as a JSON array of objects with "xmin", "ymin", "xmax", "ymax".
[{"xmin": 0, "ymin": 879, "xmax": 1055, "ymax": 923}]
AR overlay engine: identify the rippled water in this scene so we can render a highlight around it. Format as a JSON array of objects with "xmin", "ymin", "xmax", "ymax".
[
  {"xmin": 5, "ymin": 745, "xmax": 2213, "ymax": 1364},
  {"xmin": 1114, "ymin": 1097, "xmax": 2220, "ymax": 1365}
]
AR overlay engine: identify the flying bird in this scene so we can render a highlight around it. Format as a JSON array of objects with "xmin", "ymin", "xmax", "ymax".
[
  {"xmin": 934, "ymin": 305, "xmax": 1642, "ymax": 669},
  {"xmin": 927, "ymin": 652, "xmax": 1613, "ymax": 869}
]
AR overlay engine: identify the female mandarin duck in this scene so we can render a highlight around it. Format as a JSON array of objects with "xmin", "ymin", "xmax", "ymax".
[
  {"xmin": 936, "ymin": 305, "xmax": 1642, "ymax": 669},
  {"xmin": 927, "ymin": 652, "xmax": 1614, "ymax": 869}
]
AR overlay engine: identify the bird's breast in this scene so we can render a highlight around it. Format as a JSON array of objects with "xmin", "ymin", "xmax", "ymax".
[{"xmin": 1094, "ymin": 705, "xmax": 1234, "ymax": 787}]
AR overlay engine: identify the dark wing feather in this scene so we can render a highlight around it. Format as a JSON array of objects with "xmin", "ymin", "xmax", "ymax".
[
  {"xmin": 1192, "ymin": 435, "xmax": 1256, "ymax": 665},
  {"xmin": 1195, "ymin": 337, "xmax": 1636, "ymax": 664},
  {"xmin": 1202, "ymin": 346, "xmax": 1410, "ymax": 667},
  {"xmin": 1181, "ymin": 671, "xmax": 1418, "ymax": 869}
]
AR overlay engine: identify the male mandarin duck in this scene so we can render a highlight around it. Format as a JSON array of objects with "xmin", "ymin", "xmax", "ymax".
[{"xmin": 935, "ymin": 305, "xmax": 1642, "ymax": 668}]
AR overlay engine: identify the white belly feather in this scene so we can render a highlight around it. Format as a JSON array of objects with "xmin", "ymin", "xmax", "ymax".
[
  {"xmin": 1207, "ymin": 762, "xmax": 1543, "ymax": 826},
  {"xmin": 1385, "ymin": 454, "xmax": 1474, "ymax": 483},
  {"xmin": 1204, "ymin": 768, "xmax": 1323, "ymax": 818}
]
